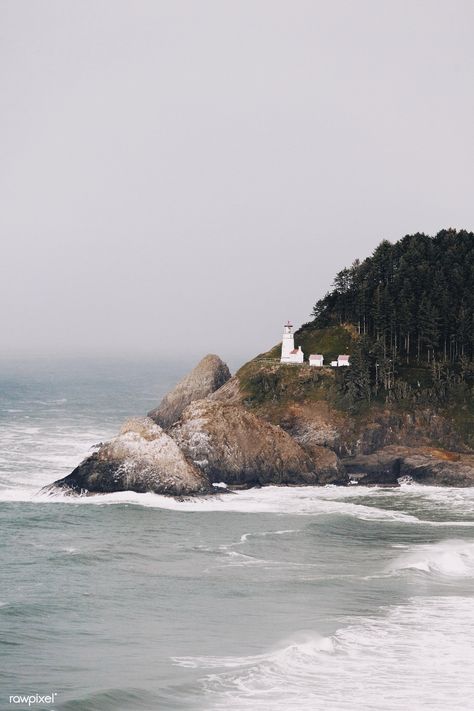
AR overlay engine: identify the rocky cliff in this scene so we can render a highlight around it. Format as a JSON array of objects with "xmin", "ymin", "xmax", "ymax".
[
  {"xmin": 218, "ymin": 333, "xmax": 474, "ymax": 486},
  {"xmin": 45, "ymin": 417, "xmax": 213, "ymax": 497},
  {"xmin": 148, "ymin": 354, "xmax": 231, "ymax": 428},
  {"xmin": 343, "ymin": 446, "xmax": 474, "ymax": 487},
  {"xmin": 46, "ymin": 340, "xmax": 474, "ymax": 497},
  {"xmin": 169, "ymin": 399, "xmax": 345, "ymax": 487}
]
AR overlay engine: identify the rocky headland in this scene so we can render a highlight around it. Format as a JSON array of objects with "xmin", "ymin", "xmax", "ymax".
[
  {"xmin": 45, "ymin": 344, "xmax": 474, "ymax": 498},
  {"xmin": 45, "ymin": 231, "xmax": 474, "ymax": 496}
]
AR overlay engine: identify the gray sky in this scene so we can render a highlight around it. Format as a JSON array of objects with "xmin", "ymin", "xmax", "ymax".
[{"xmin": 1, "ymin": 1, "xmax": 473, "ymax": 364}]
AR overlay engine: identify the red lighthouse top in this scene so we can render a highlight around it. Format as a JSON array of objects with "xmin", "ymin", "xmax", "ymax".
[{"xmin": 285, "ymin": 320, "xmax": 293, "ymax": 328}]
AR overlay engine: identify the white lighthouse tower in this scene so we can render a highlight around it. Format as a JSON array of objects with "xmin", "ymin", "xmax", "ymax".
[{"xmin": 280, "ymin": 321, "xmax": 304, "ymax": 364}]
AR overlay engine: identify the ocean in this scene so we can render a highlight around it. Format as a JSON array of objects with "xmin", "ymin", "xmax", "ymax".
[{"xmin": 1, "ymin": 358, "xmax": 474, "ymax": 711}]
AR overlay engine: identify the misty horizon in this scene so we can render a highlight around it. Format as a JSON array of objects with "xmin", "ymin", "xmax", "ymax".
[{"xmin": 2, "ymin": 1, "xmax": 474, "ymax": 363}]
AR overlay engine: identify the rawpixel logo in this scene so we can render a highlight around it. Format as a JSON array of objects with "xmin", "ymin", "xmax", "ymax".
[{"xmin": 9, "ymin": 693, "xmax": 58, "ymax": 707}]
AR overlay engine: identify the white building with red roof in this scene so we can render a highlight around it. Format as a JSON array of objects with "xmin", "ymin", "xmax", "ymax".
[
  {"xmin": 331, "ymin": 355, "xmax": 350, "ymax": 367},
  {"xmin": 280, "ymin": 321, "xmax": 304, "ymax": 364},
  {"xmin": 309, "ymin": 354, "xmax": 324, "ymax": 367}
]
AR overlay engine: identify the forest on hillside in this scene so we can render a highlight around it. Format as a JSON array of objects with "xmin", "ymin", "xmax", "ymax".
[
  {"xmin": 312, "ymin": 230, "xmax": 474, "ymax": 363},
  {"xmin": 308, "ymin": 230, "xmax": 474, "ymax": 409}
]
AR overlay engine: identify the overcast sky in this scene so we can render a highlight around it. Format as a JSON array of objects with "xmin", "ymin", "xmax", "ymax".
[{"xmin": 1, "ymin": 1, "xmax": 473, "ymax": 364}]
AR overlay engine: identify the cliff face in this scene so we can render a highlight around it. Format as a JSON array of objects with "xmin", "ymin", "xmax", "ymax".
[
  {"xmin": 343, "ymin": 446, "xmax": 474, "ymax": 487},
  {"xmin": 148, "ymin": 354, "xmax": 231, "ymax": 428},
  {"xmin": 231, "ymin": 336, "xmax": 472, "ymax": 458},
  {"xmin": 169, "ymin": 399, "xmax": 345, "ymax": 487},
  {"xmin": 46, "ymin": 335, "xmax": 474, "ymax": 496},
  {"xmin": 211, "ymin": 327, "xmax": 474, "ymax": 485}
]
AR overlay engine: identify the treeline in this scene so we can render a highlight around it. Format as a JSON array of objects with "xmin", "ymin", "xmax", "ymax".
[{"xmin": 312, "ymin": 229, "xmax": 474, "ymax": 364}]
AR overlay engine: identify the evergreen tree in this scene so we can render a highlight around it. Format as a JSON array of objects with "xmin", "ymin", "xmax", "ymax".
[{"xmin": 311, "ymin": 229, "xmax": 474, "ymax": 367}]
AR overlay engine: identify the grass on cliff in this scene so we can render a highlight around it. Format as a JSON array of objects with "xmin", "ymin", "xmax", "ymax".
[
  {"xmin": 236, "ymin": 360, "xmax": 336, "ymax": 409},
  {"xmin": 237, "ymin": 324, "xmax": 474, "ymax": 450},
  {"xmin": 235, "ymin": 324, "xmax": 353, "ymax": 414},
  {"xmin": 253, "ymin": 324, "xmax": 357, "ymax": 364}
]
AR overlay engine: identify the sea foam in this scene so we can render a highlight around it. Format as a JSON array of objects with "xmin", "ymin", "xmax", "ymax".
[
  {"xmin": 174, "ymin": 597, "xmax": 474, "ymax": 711},
  {"xmin": 388, "ymin": 539, "xmax": 474, "ymax": 578}
]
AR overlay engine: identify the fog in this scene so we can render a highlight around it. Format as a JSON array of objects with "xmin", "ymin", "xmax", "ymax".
[{"xmin": 1, "ymin": 0, "xmax": 473, "ymax": 364}]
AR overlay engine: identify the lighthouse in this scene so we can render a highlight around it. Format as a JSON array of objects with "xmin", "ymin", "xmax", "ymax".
[{"xmin": 280, "ymin": 321, "xmax": 304, "ymax": 364}]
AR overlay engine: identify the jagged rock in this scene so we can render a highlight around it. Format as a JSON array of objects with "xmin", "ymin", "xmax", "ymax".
[
  {"xmin": 296, "ymin": 442, "xmax": 348, "ymax": 485},
  {"xmin": 44, "ymin": 417, "xmax": 213, "ymax": 496},
  {"xmin": 277, "ymin": 402, "xmax": 349, "ymax": 456},
  {"xmin": 208, "ymin": 376, "xmax": 242, "ymax": 404},
  {"xmin": 169, "ymin": 400, "xmax": 341, "ymax": 486},
  {"xmin": 343, "ymin": 445, "xmax": 474, "ymax": 487},
  {"xmin": 148, "ymin": 354, "xmax": 231, "ymax": 429}
]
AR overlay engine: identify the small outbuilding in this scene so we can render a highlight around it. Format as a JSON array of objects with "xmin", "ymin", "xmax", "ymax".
[
  {"xmin": 288, "ymin": 346, "xmax": 304, "ymax": 364},
  {"xmin": 331, "ymin": 355, "xmax": 351, "ymax": 367},
  {"xmin": 309, "ymin": 354, "xmax": 324, "ymax": 367}
]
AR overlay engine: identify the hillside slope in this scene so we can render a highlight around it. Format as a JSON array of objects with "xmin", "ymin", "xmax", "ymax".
[{"xmin": 218, "ymin": 230, "xmax": 474, "ymax": 466}]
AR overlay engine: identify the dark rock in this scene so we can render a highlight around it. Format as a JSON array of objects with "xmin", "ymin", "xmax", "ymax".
[
  {"xmin": 44, "ymin": 417, "xmax": 213, "ymax": 496},
  {"xmin": 343, "ymin": 445, "xmax": 474, "ymax": 487}
]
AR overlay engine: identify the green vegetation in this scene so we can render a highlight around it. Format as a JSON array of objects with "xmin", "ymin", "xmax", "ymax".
[
  {"xmin": 303, "ymin": 230, "xmax": 474, "ymax": 413},
  {"xmin": 254, "ymin": 325, "xmax": 356, "ymax": 364},
  {"xmin": 296, "ymin": 325, "xmax": 355, "ymax": 363},
  {"xmin": 236, "ymin": 360, "xmax": 335, "ymax": 409},
  {"xmin": 237, "ymin": 230, "xmax": 473, "ymax": 449},
  {"xmin": 311, "ymin": 229, "xmax": 474, "ymax": 363}
]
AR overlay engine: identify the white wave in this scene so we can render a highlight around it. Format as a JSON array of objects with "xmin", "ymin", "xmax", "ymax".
[
  {"xmin": 174, "ymin": 597, "xmax": 474, "ymax": 710},
  {"xmin": 2, "ymin": 414, "xmax": 474, "ymax": 527},
  {"xmin": 238, "ymin": 529, "xmax": 298, "ymax": 544},
  {"xmin": 397, "ymin": 481, "xmax": 474, "ymax": 516},
  {"xmin": 389, "ymin": 539, "xmax": 474, "ymax": 577},
  {"xmin": 1, "ymin": 485, "xmax": 423, "ymax": 522},
  {"xmin": 3, "ymin": 485, "xmax": 474, "ymax": 533}
]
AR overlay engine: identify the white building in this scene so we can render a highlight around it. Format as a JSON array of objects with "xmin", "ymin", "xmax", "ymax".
[
  {"xmin": 331, "ymin": 355, "xmax": 350, "ymax": 367},
  {"xmin": 309, "ymin": 354, "xmax": 324, "ymax": 367},
  {"xmin": 280, "ymin": 321, "xmax": 304, "ymax": 364}
]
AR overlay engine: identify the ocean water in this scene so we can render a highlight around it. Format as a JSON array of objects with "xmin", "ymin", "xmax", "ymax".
[{"xmin": 1, "ymin": 358, "xmax": 474, "ymax": 711}]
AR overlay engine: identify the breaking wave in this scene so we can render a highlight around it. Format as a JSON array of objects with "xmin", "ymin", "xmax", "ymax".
[
  {"xmin": 389, "ymin": 539, "xmax": 474, "ymax": 578},
  {"xmin": 173, "ymin": 597, "xmax": 474, "ymax": 711}
]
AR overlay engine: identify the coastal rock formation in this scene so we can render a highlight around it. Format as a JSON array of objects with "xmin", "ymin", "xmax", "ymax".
[
  {"xmin": 169, "ymin": 399, "xmax": 343, "ymax": 486},
  {"xmin": 208, "ymin": 375, "xmax": 242, "ymax": 404},
  {"xmin": 45, "ymin": 417, "xmax": 213, "ymax": 496},
  {"xmin": 148, "ymin": 354, "xmax": 231, "ymax": 429},
  {"xmin": 296, "ymin": 441, "xmax": 347, "ymax": 485},
  {"xmin": 343, "ymin": 446, "xmax": 474, "ymax": 487}
]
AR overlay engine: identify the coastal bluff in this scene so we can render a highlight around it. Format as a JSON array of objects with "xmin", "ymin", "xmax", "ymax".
[
  {"xmin": 169, "ymin": 399, "xmax": 345, "ymax": 487},
  {"xmin": 45, "ymin": 343, "xmax": 474, "ymax": 497}
]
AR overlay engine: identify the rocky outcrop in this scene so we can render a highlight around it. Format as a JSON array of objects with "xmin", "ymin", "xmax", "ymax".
[
  {"xmin": 148, "ymin": 354, "xmax": 231, "ymax": 429},
  {"xmin": 169, "ymin": 399, "xmax": 344, "ymax": 486},
  {"xmin": 276, "ymin": 402, "xmax": 350, "ymax": 456},
  {"xmin": 208, "ymin": 375, "xmax": 242, "ymax": 404},
  {"xmin": 296, "ymin": 442, "xmax": 347, "ymax": 485},
  {"xmin": 44, "ymin": 417, "xmax": 213, "ymax": 496},
  {"xmin": 343, "ymin": 446, "xmax": 474, "ymax": 487}
]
